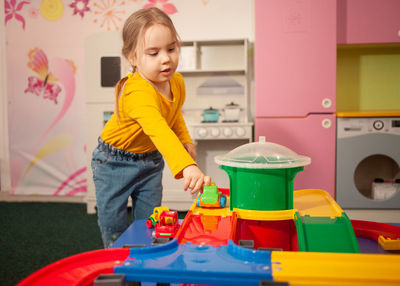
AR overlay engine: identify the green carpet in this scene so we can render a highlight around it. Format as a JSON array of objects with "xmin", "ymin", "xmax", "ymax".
[
  {"xmin": 0, "ymin": 202, "xmax": 103, "ymax": 286},
  {"xmin": 0, "ymin": 202, "xmax": 188, "ymax": 285}
]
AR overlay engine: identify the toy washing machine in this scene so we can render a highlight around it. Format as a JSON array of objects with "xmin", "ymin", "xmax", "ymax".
[{"xmin": 336, "ymin": 112, "xmax": 400, "ymax": 209}]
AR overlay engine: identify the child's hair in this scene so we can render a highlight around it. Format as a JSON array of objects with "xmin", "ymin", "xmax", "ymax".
[{"xmin": 114, "ymin": 7, "xmax": 181, "ymax": 119}]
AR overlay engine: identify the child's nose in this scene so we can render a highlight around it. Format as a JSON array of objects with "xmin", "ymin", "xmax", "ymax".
[{"xmin": 160, "ymin": 51, "xmax": 170, "ymax": 63}]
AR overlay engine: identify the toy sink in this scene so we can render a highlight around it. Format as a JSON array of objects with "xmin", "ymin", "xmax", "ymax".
[{"xmin": 215, "ymin": 136, "xmax": 311, "ymax": 211}]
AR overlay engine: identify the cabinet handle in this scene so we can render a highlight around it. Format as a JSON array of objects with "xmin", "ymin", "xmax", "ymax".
[
  {"xmin": 322, "ymin": 98, "xmax": 332, "ymax": 109},
  {"xmin": 322, "ymin": 119, "xmax": 332, "ymax": 129}
]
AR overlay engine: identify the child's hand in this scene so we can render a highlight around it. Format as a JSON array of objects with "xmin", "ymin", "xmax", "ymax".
[
  {"xmin": 182, "ymin": 165, "xmax": 211, "ymax": 194},
  {"xmin": 183, "ymin": 143, "xmax": 197, "ymax": 160}
]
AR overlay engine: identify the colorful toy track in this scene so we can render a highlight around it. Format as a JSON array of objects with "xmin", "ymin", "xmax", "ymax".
[
  {"xmin": 17, "ymin": 248, "xmax": 129, "ymax": 286},
  {"xmin": 352, "ymin": 219, "xmax": 400, "ymax": 250},
  {"xmin": 18, "ymin": 189, "xmax": 400, "ymax": 285}
]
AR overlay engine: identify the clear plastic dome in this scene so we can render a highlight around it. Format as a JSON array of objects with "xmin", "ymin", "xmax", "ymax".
[{"xmin": 214, "ymin": 136, "xmax": 311, "ymax": 169}]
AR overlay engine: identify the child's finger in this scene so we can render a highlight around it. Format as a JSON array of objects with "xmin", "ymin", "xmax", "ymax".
[
  {"xmin": 188, "ymin": 179, "xmax": 198, "ymax": 193},
  {"xmin": 183, "ymin": 177, "xmax": 191, "ymax": 191},
  {"xmin": 203, "ymin": 176, "xmax": 211, "ymax": 186},
  {"xmin": 190, "ymin": 178, "xmax": 203, "ymax": 194}
]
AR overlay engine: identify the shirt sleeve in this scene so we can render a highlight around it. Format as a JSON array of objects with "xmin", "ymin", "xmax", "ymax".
[
  {"xmin": 122, "ymin": 86, "xmax": 196, "ymax": 179},
  {"xmin": 171, "ymin": 111, "xmax": 193, "ymax": 144}
]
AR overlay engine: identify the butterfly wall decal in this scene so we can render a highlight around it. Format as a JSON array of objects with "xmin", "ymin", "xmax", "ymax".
[{"xmin": 24, "ymin": 48, "xmax": 62, "ymax": 104}]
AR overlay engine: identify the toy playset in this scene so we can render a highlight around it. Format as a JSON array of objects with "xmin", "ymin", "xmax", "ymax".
[{"xmin": 18, "ymin": 138, "xmax": 400, "ymax": 285}]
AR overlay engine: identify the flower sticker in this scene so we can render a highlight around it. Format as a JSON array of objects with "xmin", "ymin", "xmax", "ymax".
[
  {"xmin": 144, "ymin": 0, "xmax": 177, "ymax": 15},
  {"xmin": 5, "ymin": 0, "xmax": 31, "ymax": 29},
  {"xmin": 69, "ymin": 0, "xmax": 91, "ymax": 18},
  {"xmin": 92, "ymin": 0, "xmax": 126, "ymax": 31}
]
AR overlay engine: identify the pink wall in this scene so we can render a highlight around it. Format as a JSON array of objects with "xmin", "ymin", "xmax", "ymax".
[{"xmin": 4, "ymin": 0, "xmax": 253, "ymax": 196}]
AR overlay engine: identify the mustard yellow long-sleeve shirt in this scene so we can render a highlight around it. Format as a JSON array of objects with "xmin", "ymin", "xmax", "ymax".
[{"xmin": 100, "ymin": 72, "xmax": 195, "ymax": 178}]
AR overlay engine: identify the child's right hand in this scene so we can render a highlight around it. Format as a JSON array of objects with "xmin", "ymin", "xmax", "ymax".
[{"xmin": 182, "ymin": 165, "xmax": 211, "ymax": 194}]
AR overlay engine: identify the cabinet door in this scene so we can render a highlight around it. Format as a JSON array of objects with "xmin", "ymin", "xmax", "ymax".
[
  {"xmin": 255, "ymin": 114, "xmax": 336, "ymax": 197},
  {"xmin": 337, "ymin": 0, "xmax": 400, "ymax": 44},
  {"xmin": 255, "ymin": 0, "xmax": 336, "ymax": 117}
]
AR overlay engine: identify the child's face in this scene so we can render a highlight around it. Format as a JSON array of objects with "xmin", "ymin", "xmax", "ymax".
[{"xmin": 133, "ymin": 24, "xmax": 179, "ymax": 90}]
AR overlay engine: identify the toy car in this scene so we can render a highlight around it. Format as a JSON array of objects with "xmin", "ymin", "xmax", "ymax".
[
  {"xmin": 154, "ymin": 210, "xmax": 180, "ymax": 238},
  {"xmin": 196, "ymin": 184, "xmax": 227, "ymax": 208},
  {"xmin": 146, "ymin": 206, "xmax": 170, "ymax": 228}
]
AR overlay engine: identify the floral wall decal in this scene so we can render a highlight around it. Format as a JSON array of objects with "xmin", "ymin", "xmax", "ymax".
[
  {"xmin": 144, "ymin": 0, "xmax": 177, "ymax": 15},
  {"xmin": 4, "ymin": 0, "xmax": 31, "ymax": 30},
  {"xmin": 40, "ymin": 0, "xmax": 64, "ymax": 21},
  {"xmin": 92, "ymin": 0, "xmax": 126, "ymax": 31},
  {"xmin": 9, "ymin": 49, "xmax": 80, "ymax": 196},
  {"xmin": 69, "ymin": 0, "xmax": 91, "ymax": 18},
  {"xmin": 28, "ymin": 6, "xmax": 40, "ymax": 19}
]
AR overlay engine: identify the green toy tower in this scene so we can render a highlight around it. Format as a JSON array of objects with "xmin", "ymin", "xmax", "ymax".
[{"xmin": 215, "ymin": 136, "xmax": 311, "ymax": 211}]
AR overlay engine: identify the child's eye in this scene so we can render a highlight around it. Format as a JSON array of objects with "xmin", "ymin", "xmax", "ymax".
[
  {"xmin": 148, "ymin": 52, "xmax": 158, "ymax": 56},
  {"xmin": 168, "ymin": 47, "xmax": 175, "ymax": 52}
]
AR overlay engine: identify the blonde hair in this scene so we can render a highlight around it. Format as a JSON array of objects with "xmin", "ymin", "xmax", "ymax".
[{"xmin": 114, "ymin": 7, "xmax": 181, "ymax": 119}]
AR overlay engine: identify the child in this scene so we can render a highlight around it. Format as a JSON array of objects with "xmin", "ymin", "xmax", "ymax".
[{"xmin": 91, "ymin": 7, "xmax": 211, "ymax": 248}]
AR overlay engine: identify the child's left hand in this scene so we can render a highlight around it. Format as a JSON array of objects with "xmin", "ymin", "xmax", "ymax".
[{"xmin": 183, "ymin": 143, "xmax": 197, "ymax": 160}]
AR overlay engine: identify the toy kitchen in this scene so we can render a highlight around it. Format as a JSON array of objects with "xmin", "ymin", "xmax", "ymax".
[{"xmin": 84, "ymin": 33, "xmax": 253, "ymax": 213}]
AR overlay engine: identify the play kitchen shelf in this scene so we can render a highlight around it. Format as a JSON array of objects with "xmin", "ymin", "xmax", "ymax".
[{"xmin": 177, "ymin": 39, "xmax": 253, "ymax": 142}]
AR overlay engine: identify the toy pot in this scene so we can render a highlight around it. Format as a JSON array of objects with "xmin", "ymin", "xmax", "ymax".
[
  {"xmin": 222, "ymin": 102, "xmax": 241, "ymax": 122},
  {"xmin": 202, "ymin": 107, "xmax": 220, "ymax": 122}
]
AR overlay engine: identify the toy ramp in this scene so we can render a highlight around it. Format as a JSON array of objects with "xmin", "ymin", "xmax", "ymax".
[
  {"xmin": 293, "ymin": 189, "xmax": 360, "ymax": 253},
  {"xmin": 295, "ymin": 214, "xmax": 360, "ymax": 253}
]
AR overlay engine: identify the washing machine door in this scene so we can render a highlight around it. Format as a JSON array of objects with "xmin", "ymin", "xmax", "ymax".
[{"xmin": 337, "ymin": 130, "xmax": 400, "ymax": 209}]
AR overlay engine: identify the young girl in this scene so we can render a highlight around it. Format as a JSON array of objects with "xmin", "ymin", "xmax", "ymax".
[{"xmin": 91, "ymin": 7, "xmax": 211, "ymax": 248}]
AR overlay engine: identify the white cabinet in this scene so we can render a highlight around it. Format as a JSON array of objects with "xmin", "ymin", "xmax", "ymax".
[
  {"xmin": 177, "ymin": 39, "xmax": 253, "ymax": 138},
  {"xmin": 177, "ymin": 39, "xmax": 254, "ymax": 199}
]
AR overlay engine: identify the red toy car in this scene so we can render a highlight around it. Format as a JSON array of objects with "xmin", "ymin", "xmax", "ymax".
[
  {"xmin": 146, "ymin": 206, "xmax": 169, "ymax": 228},
  {"xmin": 154, "ymin": 210, "xmax": 180, "ymax": 238}
]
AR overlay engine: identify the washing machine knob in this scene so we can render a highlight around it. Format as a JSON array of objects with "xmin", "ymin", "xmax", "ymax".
[{"xmin": 373, "ymin": 120, "xmax": 384, "ymax": 130}]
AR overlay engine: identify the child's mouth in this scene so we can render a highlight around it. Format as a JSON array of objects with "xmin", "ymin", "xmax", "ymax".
[{"xmin": 161, "ymin": 68, "xmax": 171, "ymax": 74}]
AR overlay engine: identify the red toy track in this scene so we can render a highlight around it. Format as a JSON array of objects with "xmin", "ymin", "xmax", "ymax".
[
  {"xmin": 351, "ymin": 220, "xmax": 400, "ymax": 242},
  {"xmin": 17, "ymin": 248, "xmax": 129, "ymax": 286}
]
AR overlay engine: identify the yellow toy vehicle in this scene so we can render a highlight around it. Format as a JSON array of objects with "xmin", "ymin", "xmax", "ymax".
[{"xmin": 146, "ymin": 206, "xmax": 169, "ymax": 228}]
